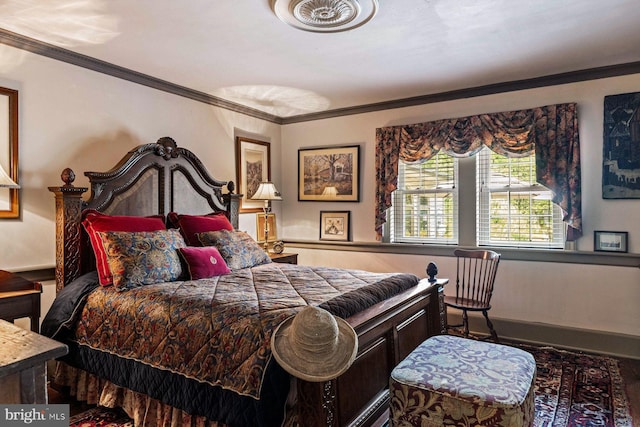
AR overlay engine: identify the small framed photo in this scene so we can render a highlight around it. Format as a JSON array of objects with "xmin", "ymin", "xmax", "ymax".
[
  {"xmin": 256, "ymin": 213, "xmax": 277, "ymax": 243},
  {"xmin": 320, "ymin": 211, "xmax": 350, "ymax": 241},
  {"xmin": 235, "ymin": 136, "xmax": 271, "ymax": 212},
  {"xmin": 298, "ymin": 145, "xmax": 360, "ymax": 201},
  {"xmin": 594, "ymin": 230, "xmax": 628, "ymax": 253}
]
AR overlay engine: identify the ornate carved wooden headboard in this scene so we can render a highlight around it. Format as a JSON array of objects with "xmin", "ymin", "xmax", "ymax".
[{"xmin": 48, "ymin": 137, "xmax": 240, "ymax": 291}]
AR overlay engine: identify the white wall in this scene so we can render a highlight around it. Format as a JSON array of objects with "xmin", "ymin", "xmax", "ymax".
[{"xmin": 279, "ymin": 74, "xmax": 640, "ymax": 342}]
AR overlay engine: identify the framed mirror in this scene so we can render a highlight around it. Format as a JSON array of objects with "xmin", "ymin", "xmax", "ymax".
[{"xmin": 0, "ymin": 86, "xmax": 19, "ymax": 219}]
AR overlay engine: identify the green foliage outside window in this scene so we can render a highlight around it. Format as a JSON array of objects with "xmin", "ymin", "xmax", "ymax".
[{"xmin": 485, "ymin": 151, "xmax": 557, "ymax": 244}]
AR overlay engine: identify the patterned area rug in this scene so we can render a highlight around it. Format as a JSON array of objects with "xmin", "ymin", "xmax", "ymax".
[
  {"xmin": 68, "ymin": 345, "xmax": 633, "ymax": 427},
  {"xmin": 528, "ymin": 345, "xmax": 633, "ymax": 427},
  {"xmin": 69, "ymin": 406, "xmax": 133, "ymax": 427}
]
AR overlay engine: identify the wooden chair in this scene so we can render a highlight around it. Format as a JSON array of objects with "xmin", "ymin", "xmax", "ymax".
[{"xmin": 445, "ymin": 249, "xmax": 501, "ymax": 342}]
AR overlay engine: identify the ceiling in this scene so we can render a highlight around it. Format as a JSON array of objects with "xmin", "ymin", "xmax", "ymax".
[{"xmin": 1, "ymin": 0, "xmax": 640, "ymax": 119}]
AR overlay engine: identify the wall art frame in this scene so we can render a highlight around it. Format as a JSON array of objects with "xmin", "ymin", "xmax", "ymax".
[
  {"xmin": 320, "ymin": 210, "xmax": 351, "ymax": 241},
  {"xmin": 0, "ymin": 86, "xmax": 19, "ymax": 219},
  {"xmin": 602, "ymin": 91, "xmax": 640, "ymax": 199},
  {"xmin": 298, "ymin": 145, "xmax": 359, "ymax": 202},
  {"xmin": 594, "ymin": 230, "xmax": 628, "ymax": 253},
  {"xmin": 235, "ymin": 136, "xmax": 271, "ymax": 212}
]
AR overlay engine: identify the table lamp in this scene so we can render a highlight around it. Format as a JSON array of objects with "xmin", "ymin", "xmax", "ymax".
[{"xmin": 251, "ymin": 182, "xmax": 282, "ymax": 251}]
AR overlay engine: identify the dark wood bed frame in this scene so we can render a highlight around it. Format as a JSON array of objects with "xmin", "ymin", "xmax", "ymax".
[{"xmin": 48, "ymin": 137, "xmax": 446, "ymax": 427}]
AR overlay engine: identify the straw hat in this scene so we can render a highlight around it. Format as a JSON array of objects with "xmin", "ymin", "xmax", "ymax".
[{"xmin": 271, "ymin": 306, "xmax": 358, "ymax": 382}]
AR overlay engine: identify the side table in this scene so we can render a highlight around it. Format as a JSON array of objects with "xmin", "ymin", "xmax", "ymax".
[
  {"xmin": 0, "ymin": 319, "xmax": 68, "ymax": 404},
  {"xmin": 0, "ymin": 270, "xmax": 42, "ymax": 333},
  {"xmin": 269, "ymin": 252, "xmax": 298, "ymax": 264}
]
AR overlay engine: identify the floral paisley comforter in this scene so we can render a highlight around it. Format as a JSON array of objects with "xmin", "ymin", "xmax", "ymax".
[{"xmin": 42, "ymin": 263, "xmax": 418, "ymax": 426}]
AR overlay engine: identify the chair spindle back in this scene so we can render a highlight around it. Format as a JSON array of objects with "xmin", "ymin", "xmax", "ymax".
[{"xmin": 454, "ymin": 249, "xmax": 501, "ymax": 306}]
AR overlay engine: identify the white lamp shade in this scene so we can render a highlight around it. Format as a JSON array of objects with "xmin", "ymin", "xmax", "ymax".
[
  {"xmin": 251, "ymin": 182, "xmax": 282, "ymax": 201},
  {"xmin": 0, "ymin": 164, "xmax": 18, "ymax": 188}
]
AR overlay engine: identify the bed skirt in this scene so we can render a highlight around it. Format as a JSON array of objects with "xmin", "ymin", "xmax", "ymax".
[
  {"xmin": 55, "ymin": 362, "xmax": 299, "ymax": 427},
  {"xmin": 55, "ymin": 362, "xmax": 227, "ymax": 427}
]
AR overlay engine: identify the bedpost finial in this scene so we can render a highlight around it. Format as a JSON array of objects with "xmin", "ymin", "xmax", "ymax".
[
  {"xmin": 227, "ymin": 181, "xmax": 235, "ymax": 194},
  {"xmin": 426, "ymin": 262, "xmax": 438, "ymax": 282},
  {"xmin": 61, "ymin": 168, "xmax": 76, "ymax": 187}
]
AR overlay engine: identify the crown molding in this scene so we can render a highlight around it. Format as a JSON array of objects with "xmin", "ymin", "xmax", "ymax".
[
  {"xmin": 2, "ymin": 28, "xmax": 640, "ymax": 125},
  {"xmin": 281, "ymin": 61, "xmax": 640, "ymax": 123}
]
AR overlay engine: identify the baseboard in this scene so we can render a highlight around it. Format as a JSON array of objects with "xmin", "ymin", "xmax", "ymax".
[{"xmin": 447, "ymin": 313, "xmax": 640, "ymax": 360}]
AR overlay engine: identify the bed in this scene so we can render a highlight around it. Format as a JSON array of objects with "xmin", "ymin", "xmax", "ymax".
[{"xmin": 44, "ymin": 137, "xmax": 446, "ymax": 427}]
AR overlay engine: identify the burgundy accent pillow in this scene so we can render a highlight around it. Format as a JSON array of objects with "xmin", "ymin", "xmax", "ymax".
[
  {"xmin": 167, "ymin": 212, "xmax": 234, "ymax": 246},
  {"xmin": 82, "ymin": 210, "xmax": 166, "ymax": 286},
  {"xmin": 177, "ymin": 246, "xmax": 231, "ymax": 279}
]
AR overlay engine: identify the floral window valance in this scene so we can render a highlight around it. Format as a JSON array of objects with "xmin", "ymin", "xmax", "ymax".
[{"xmin": 375, "ymin": 102, "xmax": 582, "ymax": 241}]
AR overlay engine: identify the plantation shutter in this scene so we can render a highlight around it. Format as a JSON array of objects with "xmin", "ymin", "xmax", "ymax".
[{"xmin": 392, "ymin": 153, "xmax": 458, "ymax": 244}]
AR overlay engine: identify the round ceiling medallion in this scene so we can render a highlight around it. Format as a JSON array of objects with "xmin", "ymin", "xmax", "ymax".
[{"xmin": 271, "ymin": 0, "xmax": 379, "ymax": 33}]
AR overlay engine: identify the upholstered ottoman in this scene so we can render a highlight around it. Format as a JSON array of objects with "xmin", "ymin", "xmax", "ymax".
[{"xmin": 390, "ymin": 335, "xmax": 536, "ymax": 427}]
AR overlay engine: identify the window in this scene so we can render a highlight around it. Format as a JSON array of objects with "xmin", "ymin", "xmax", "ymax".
[
  {"xmin": 390, "ymin": 147, "xmax": 564, "ymax": 248},
  {"xmin": 477, "ymin": 147, "xmax": 564, "ymax": 248},
  {"xmin": 391, "ymin": 152, "xmax": 458, "ymax": 244}
]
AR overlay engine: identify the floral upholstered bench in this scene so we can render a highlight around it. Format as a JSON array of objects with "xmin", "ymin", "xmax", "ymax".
[{"xmin": 389, "ymin": 335, "xmax": 536, "ymax": 427}]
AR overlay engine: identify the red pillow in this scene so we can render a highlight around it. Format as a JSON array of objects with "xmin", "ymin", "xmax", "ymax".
[
  {"xmin": 178, "ymin": 246, "xmax": 230, "ymax": 279},
  {"xmin": 167, "ymin": 212, "xmax": 233, "ymax": 246},
  {"xmin": 82, "ymin": 210, "xmax": 166, "ymax": 286}
]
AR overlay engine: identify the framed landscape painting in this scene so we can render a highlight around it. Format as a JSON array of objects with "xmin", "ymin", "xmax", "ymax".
[
  {"xmin": 298, "ymin": 145, "xmax": 359, "ymax": 201},
  {"xmin": 235, "ymin": 136, "xmax": 270, "ymax": 212},
  {"xmin": 594, "ymin": 230, "xmax": 628, "ymax": 253}
]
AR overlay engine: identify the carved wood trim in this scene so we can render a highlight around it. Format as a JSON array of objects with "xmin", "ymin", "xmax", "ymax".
[
  {"xmin": 48, "ymin": 182, "xmax": 87, "ymax": 292},
  {"xmin": 296, "ymin": 379, "xmax": 338, "ymax": 427}
]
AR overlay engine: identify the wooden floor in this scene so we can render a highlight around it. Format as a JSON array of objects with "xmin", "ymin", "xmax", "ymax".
[
  {"xmin": 49, "ymin": 354, "xmax": 640, "ymax": 426},
  {"xmin": 619, "ymin": 356, "xmax": 640, "ymax": 425}
]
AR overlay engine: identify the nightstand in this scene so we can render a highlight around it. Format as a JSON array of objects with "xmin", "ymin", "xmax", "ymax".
[
  {"xmin": 269, "ymin": 252, "xmax": 298, "ymax": 264},
  {"xmin": 0, "ymin": 319, "xmax": 68, "ymax": 404},
  {"xmin": 0, "ymin": 270, "xmax": 42, "ymax": 333}
]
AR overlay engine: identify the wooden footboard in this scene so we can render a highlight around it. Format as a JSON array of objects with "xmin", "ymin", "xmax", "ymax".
[{"xmin": 296, "ymin": 278, "xmax": 447, "ymax": 427}]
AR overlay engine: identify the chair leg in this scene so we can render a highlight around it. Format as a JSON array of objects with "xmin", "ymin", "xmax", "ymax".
[
  {"xmin": 482, "ymin": 310, "xmax": 499, "ymax": 343},
  {"xmin": 462, "ymin": 310, "xmax": 469, "ymax": 337}
]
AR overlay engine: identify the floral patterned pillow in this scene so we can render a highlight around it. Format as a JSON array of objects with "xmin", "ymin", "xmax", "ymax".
[
  {"xmin": 196, "ymin": 229, "xmax": 271, "ymax": 270},
  {"xmin": 82, "ymin": 209, "xmax": 167, "ymax": 286},
  {"xmin": 98, "ymin": 229, "xmax": 186, "ymax": 290}
]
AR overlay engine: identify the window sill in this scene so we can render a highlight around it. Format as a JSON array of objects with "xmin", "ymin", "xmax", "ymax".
[{"xmin": 285, "ymin": 240, "xmax": 640, "ymax": 268}]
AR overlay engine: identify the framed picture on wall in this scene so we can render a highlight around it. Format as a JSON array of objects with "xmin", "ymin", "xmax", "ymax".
[
  {"xmin": 594, "ymin": 230, "xmax": 628, "ymax": 253},
  {"xmin": 320, "ymin": 210, "xmax": 350, "ymax": 241},
  {"xmin": 602, "ymin": 91, "xmax": 640, "ymax": 199},
  {"xmin": 298, "ymin": 145, "xmax": 359, "ymax": 201},
  {"xmin": 0, "ymin": 86, "xmax": 19, "ymax": 219},
  {"xmin": 235, "ymin": 136, "xmax": 271, "ymax": 212}
]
